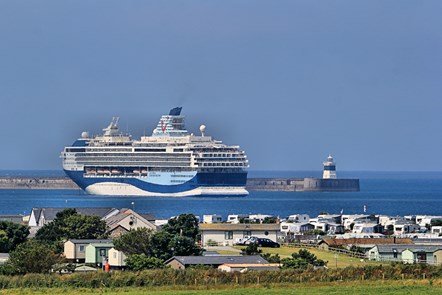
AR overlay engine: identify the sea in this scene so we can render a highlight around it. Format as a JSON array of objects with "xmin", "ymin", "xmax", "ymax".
[{"xmin": 0, "ymin": 170, "xmax": 441, "ymax": 219}]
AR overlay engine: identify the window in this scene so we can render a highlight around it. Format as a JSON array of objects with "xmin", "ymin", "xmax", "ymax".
[
  {"xmin": 113, "ymin": 252, "xmax": 117, "ymax": 259},
  {"xmin": 224, "ymin": 231, "xmax": 233, "ymax": 240},
  {"xmin": 79, "ymin": 245, "xmax": 85, "ymax": 252},
  {"xmin": 100, "ymin": 249, "xmax": 106, "ymax": 257}
]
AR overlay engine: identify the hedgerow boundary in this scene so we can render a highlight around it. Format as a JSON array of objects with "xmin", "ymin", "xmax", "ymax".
[{"xmin": 0, "ymin": 263, "xmax": 441, "ymax": 289}]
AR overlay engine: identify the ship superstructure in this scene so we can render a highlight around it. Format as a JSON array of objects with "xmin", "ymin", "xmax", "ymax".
[{"xmin": 61, "ymin": 108, "xmax": 249, "ymax": 197}]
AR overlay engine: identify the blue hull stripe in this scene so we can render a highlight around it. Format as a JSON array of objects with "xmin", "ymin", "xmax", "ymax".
[{"xmin": 64, "ymin": 170, "xmax": 247, "ymax": 194}]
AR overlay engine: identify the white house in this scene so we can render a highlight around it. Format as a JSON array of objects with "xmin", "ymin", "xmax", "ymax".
[
  {"xmin": 108, "ymin": 248, "xmax": 127, "ymax": 268},
  {"xmin": 352, "ymin": 223, "xmax": 383, "ymax": 234},
  {"xmin": 226, "ymin": 214, "xmax": 249, "ymax": 224},
  {"xmin": 280, "ymin": 222, "xmax": 314, "ymax": 234},
  {"xmin": 287, "ymin": 214, "xmax": 310, "ymax": 223},
  {"xmin": 416, "ymin": 215, "xmax": 442, "ymax": 227},
  {"xmin": 393, "ymin": 222, "xmax": 421, "ymax": 236},
  {"xmin": 432, "ymin": 226, "xmax": 442, "ymax": 235},
  {"xmin": 203, "ymin": 214, "xmax": 223, "ymax": 224},
  {"xmin": 200, "ymin": 223, "xmax": 281, "ymax": 246}
]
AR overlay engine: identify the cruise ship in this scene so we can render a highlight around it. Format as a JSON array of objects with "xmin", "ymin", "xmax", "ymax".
[{"xmin": 61, "ymin": 108, "xmax": 249, "ymax": 197}]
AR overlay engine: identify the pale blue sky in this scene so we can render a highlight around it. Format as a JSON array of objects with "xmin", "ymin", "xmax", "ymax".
[{"xmin": 0, "ymin": 1, "xmax": 441, "ymax": 171}]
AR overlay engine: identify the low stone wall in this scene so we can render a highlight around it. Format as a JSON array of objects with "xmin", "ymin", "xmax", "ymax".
[
  {"xmin": 0, "ymin": 177, "xmax": 79, "ymax": 189},
  {"xmin": 0, "ymin": 176, "xmax": 359, "ymax": 192}
]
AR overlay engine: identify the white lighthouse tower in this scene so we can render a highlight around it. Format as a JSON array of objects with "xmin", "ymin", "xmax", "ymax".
[{"xmin": 323, "ymin": 154, "xmax": 337, "ymax": 179}]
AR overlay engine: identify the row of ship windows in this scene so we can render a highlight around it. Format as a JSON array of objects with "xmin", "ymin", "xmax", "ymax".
[
  {"xmin": 200, "ymin": 163, "xmax": 245, "ymax": 167},
  {"xmin": 170, "ymin": 180, "xmax": 186, "ymax": 183},
  {"xmin": 76, "ymin": 160, "xmax": 192, "ymax": 165},
  {"xmin": 200, "ymin": 153, "xmax": 242, "ymax": 158},
  {"xmin": 70, "ymin": 153, "xmax": 191, "ymax": 157}
]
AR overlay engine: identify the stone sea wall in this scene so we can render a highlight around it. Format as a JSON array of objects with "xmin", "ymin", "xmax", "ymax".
[{"xmin": 0, "ymin": 177, "xmax": 360, "ymax": 192}]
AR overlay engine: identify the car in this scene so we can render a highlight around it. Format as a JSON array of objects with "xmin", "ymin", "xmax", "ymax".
[
  {"xmin": 255, "ymin": 238, "xmax": 280, "ymax": 248},
  {"xmin": 235, "ymin": 236, "xmax": 258, "ymax": 245}
]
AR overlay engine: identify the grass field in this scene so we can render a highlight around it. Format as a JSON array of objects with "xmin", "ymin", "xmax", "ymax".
[
  {"xmin": 2, "ymin": 280, "xmax": 442, "ymax": 294},
  {"xmin": 229, "ymin": 246, "xmax": 387, "ymax": 268}
]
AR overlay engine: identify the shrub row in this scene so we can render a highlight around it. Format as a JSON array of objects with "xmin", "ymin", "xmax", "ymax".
[{"xmin": 0, "ymin": 263, "xmax": 441, "ymax": 289}]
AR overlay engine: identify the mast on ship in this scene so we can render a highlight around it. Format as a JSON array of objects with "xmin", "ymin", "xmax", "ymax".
[{"xmin": 322, "ymin": 154, "xmax": 337, "ymax": 179}]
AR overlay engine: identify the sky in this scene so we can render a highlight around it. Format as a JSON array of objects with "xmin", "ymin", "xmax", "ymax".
[{"xmin": 0, "ymin": 1, "xmax": 441, "ymax": 171}]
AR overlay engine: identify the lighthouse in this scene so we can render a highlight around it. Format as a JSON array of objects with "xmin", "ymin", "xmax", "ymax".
[{"xmin": 323, "ymin": 154, "xmax": 337, "ymax": 179}]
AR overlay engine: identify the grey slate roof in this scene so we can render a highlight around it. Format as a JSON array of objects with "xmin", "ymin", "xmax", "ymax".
[
  {"xmin": 69, "ymin": 239, "xmax": 113, "ymax": 244},
  {"xmin": 32, "ymin": 207, "xmax": 118, "ymax": 222},
  {"xmin": 105, "ymin": 209, "xmax": 156, "ymax": 230},
  {"xmin": 374, "ymin": 244, "xmax": 442, "ymax": 253},
  {"xmin": 165, "ymin": 255, "xmax": 269, "ymax": 266}
]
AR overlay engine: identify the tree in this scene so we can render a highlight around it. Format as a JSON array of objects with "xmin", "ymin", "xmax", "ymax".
[
  {"xmin": 125, "ymin": 254, "xmax": 165, "ymax": 271},
  {"xmin": 262, "ymin": 217, "xmax": 277, "ymax": 224},
  {"xmin": 281, "ymin": 249, "xmax": 327, "ymax": 269},
  {"xmin": 114, "ymin": 227, "xmax": 203, "ymax": 262},
  {"xmin": 261, "ymin": 253, "xmax": 281, "ymax": 263},
  {"xmin": 113, "ymin": 228, "xmax": 153, "ymax": 256},
  {"xmin": 7, "ymin": 239, "xmax": 61, "ymax": 274},
  {"xmin": 0, "ymin": 221, "xmax": 29, "ymax": 252},
  {"xmin": 241, "ymin": 243, "xmax": 262, "ymax": 255},
  {"xmin": 162, "ymin": 214, "xmax": 199, "ymax": 240},
  {"xmin": 169, "ymin": 235, "xmax": 202, "ymax": 257},
  {"xmin": 35, "ymin": 208, "xmax": 108, "ymax": 250}
]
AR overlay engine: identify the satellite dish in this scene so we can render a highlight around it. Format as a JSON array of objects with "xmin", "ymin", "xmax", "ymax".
[
  {"xmin": 81, "ymin": 131, "xmax": 89, "ymax": 139},
  {"xmin": 200, "ymin": 125, "xmax": 206, "ymax": 137}
]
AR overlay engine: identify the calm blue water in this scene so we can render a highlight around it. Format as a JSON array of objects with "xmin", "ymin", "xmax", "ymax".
[{"xmin": 0, "ymin": 171, "xmax": 441, "ymax": 219}]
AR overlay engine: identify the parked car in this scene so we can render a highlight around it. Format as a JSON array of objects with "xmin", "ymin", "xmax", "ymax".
[
  {"xmin": 235, "ymin": 236, "xmax": 258, "ymax": 245},
  {"xmin": 255, "ymin": 238, "xmax": 280, "ymax": 248}
]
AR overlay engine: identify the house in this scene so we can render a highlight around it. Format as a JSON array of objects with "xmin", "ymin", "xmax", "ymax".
[
  {"xmin": 287, "ymin": 214, "xmax": 310, "ymax": 223},
  {"xmin": 85, "ymin": 242, "xmax": 114, "ymax": 266},
  {"xmin": 280, "ymin": 222, "xmax": 314, "ymax": 234},
  {"xmin": 105, "ymin": 208, "xmax": 156, "ymax": 238},
  {"xmin": 317, "ymin": 214, "xmax": 341, "ymax": 224},
  {"xmin": 352, "ymin": 223, "xmax": 384, "ymax": 234},
  {"xmin": 433, "ymin": 249, "xmax": 442, "ymax": 265},
  {"xmin": 341, "ymin": 214, "xmax": 378, "ymax": 229},
  {"xmin": 226, "ymin": 214, "xmax": 249, "ymax": 224},
  {"xmin": 248, "ymin": 214, "xmax": 273, "ymax": 223},
  {"xmin": 310, "ymin": 221, "xmax": 329, "ymax": 232},
  {"xmin": 108, "ymin": 248, "xmax": 127, "ymax": 269},
  {"xmin": 218, "ymin": 263, "xmax": 280, "ymax": 272},
  {"xmin": 319, "ymin": 238, "xmax": 413, "ymax": 252},
  {"xmin": 402, "ymin": 247, "xmax": 442, "ymax": 264},
  {"xmin": 416, "ymin": 215, "xmax": 442, "ymax": 227},
  {"xmin": 367, "ymin": 244, "xmax": 420, "ymax": 261},
  {"xmin": 378, "ymin": 215, "xmax": 406, "ymax": 227},
  {"xmin": 431, "ymin": 226, "xmax": 442, "ymax": 235},
  {"xmin": 327, "ymin": 223, "xmax": 345, "ymax": 235},
  {"xmin": 200, "ymin": 223, "xmax": 280, "ymax": 246},
  {"xmin": 203, "ymin": 214, "xmax": 223, "ymax": 224},
  {"xmin": 0, "ymin": 253, "xmax": 9, "ymax": 265},
  {"xmin": 64, "ymin": 239, "xmax": 113, "ymax": 263},
  {"xmin": 165, "ymin": 255, "xmax": 270, "ymax": 270},
  {"xmin": 392, "ymin": 222, "xmax": 421, "ymax": 236},
  {"xmin": 28, "ymin": 207, "xmax": 119, "ymax": 227}
]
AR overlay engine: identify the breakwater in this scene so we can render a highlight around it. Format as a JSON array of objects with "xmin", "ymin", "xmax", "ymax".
[
  {"xmin": 246, "ymin": 177, "xmax": 359, "ymax": 192},
  {"xmin": 0, "ymin": 177, "xmax": 79, "ymax": 190},
  {"xmin": 0, "ymin": 176, "xmax": 359, "ymax": 192}
]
